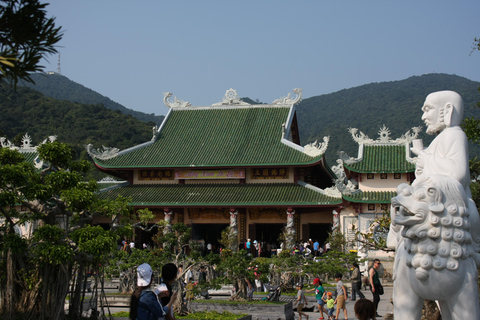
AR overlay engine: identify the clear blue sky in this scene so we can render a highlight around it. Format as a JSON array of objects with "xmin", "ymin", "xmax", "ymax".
[{"xmin": 41, "ymin": 1, "xmax": 480, "ymax": 116}]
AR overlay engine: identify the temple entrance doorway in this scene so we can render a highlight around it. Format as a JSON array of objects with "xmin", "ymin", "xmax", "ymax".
[
  {"xmin": 191, "ymin": 223, "xmax": 229, "ymax": 253},
  {"xmin": 303, "ymin": 223, "xmax": 331, "ymax": 248},
  {"xmin": 137, "ymin": 224, "xmax": 158, "ymax": 249},
  {"xmin": 250, "ymin": 223, "xmax": 284, "ymax": 249}
]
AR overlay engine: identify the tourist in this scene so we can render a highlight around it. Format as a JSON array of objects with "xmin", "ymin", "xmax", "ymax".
[
  {"xmin": 324, "ymin": 292, "xmax": 335, "ymax": 320},
  {"xmin": 198, "ymin": 265, "xmax": 210, "ymax": 299},
  {"xmin": 305, "ymin": 277, "xmax": 327, "ymax": 319},
  {"xmin": 184, "ymin": 266, "xmax": 193, "ymax": 284},
  {"xmin": 253, "ymin": 240, "xmax": 260, "ymax": 257},
  {"xmin": 325, "ymin": 242, "xmax": 331, "ymax": 253},
  {"xmin": 334, "ymin": 272, "xmax": 348, "ymax": 320},
  {"xmin": 129, "ymin": 263, "xmax": 176, "ymax": 320},
  {"xmin": 313, "ymin": 239, "xmax": 319, "ymax": 256},
  {"xmin": 350, "ymin": 262, "xmax": 365, "ymax": 301},
  {"xmin": 304, "ymin": 246, "xmax": 312, "ymax": 257},
  {"xmin": 294, "ymin": 283, "xmax": 308, "ymax": 320},
  {"xmin": 354, "ymin": 298, "xmax": 376, "ymax": 320},
  {"xmin": 245, "ymin": 277, "xmax": 254, "ymax": 301},
  {"xmin": 185, "ymin": 277, "xmax": 194, "ymax": 301},
  {"xmin": 206, "ymin": 242, "xmax": 212, "ymax": 254},
  {"xmin": 369, "ymin": 259, "xmax": 382, "ymax": 317},
  {"xmin": 159, "ymin": 262, "xmax": 178, "ymax": 315},
  {"xmin": 246, "ymin": 238, "xmax": 252, "ymax": 256}
]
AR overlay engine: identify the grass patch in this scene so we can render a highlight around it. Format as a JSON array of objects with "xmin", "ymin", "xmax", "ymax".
[
  {"xmin": 110, "ymin": 311, "xmax": 129, "ymax": 317},
  {"xmin": 177, "ymin": 311, "xmax": 248, "ymax": 320}
]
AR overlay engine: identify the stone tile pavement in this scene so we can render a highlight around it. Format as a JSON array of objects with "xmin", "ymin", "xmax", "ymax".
[{"xmin": 291, "ymin": 285, "xmax": 393, "ymax": 320}]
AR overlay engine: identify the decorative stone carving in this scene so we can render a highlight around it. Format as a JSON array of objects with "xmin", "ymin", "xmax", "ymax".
[
  {"xmin": 390, "ymin": 175, "xmax": 480, "ymax": 318},
  {"xmin": 40, "ymin": 135, "xmax": 57, "ymax": 145},
  {"xmin": 163, "ymin": 92, "xmax": 191, "ymax": 108},
  {"xmin": 229, "ymin": 209, "xmax": 238, "ymax": 235},
  {"xmin": 303, "ymin": 136, "xmax": 329, "ymax": 157},
  {"xmin": 348, "ymin": 125, "xmax": 421, "ymax": 146},
  {"xmin": 164, "ymin": 209, "xmax": 172, "ymax": 235},
  {"xmin": 388, "ymin": 91, "xmax": 480, "ymax": 319},
  {"xmin": 272, "ymin": 88, "xmax": 303, "ymax": 105},
  {"xmin": 212, "ymin": 88, "xmax": 250, "ymax": 106},
  {"xmin": 1, "ymin": 134, "xmax": 57, "ymax": 151},
  {"xmin": 151, "ymin": 125, "xmax": 159, "ymax": 141},
  {"xmin": 0, "ymin": 137, "xmax": 15, "ymax": 149},
  {"xmin": 86, "ymin": 144, "xmax": 120, "ymax": 160},
  {"xmin": 330, "ymin": 159, "xmax": 360, "ymax": 195},
  {"xmin": 332, "ymin": 209, "xmax": 340, "ymax": 232},
  {"xmin": 285, "ymin": 208, "xmax": 296, "ymax": 251},
  {"xmin": 21, "ymin": 133, "xmax": 32, "ymax": 149}
]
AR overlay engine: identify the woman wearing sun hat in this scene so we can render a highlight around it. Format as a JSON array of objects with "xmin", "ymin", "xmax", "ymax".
[{"xmin": 129, "ymin": 263, "xmax": 177, "ymax": 320}]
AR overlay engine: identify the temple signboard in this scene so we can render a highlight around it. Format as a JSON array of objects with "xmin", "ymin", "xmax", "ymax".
[
  {"xmin": 251, "ymin": 167, "xmax": 289, "ymax": 179},
  {"xmin": 139, "ymin": 169, "xmax": 174, "ymax": 180},
  {"xmin": 174, "ymin": 169, "xmax": 245, "ymax": 179}
]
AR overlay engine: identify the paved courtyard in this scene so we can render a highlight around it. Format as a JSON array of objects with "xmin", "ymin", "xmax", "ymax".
[{"xmin": 292, "ymin": 285, "xmax": 393, "ymax": 319}]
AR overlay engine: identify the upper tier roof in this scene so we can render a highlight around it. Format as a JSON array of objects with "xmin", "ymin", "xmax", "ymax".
[
  {"xmin": 343, "ymin": 145, "xmax": 416, "ymax": 173},
  {"xmin": 90, "ymin": 103, "xmax": 327, "ymax": 169}
]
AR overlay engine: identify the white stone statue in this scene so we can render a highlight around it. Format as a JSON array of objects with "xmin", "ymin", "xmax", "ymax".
[
  {"xmin": 388, "ymin": 91, "xmax": 480, "ymax": 319},
  {"xmin": 391, "ymin": 175, "xmax": 480, "ymax": 319}
]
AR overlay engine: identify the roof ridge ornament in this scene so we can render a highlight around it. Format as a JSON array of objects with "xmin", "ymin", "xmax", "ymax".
[
  {"xmin": 349, "ymin": 125, "xmax": 422, "ymax": 145},
  {"xmin": 0, "ymin": 134, "xmax": 57, "ymax": 151},
  {"xmin": 86, "ymin": 144, "xmax": 120, "ymax": 160},
  {"xmin": 272, "ymin": 88, "xmax": 302, "ymax": 105},
  {"xmin": 303, "ymin": 136, "xmax": 329, "ymax": 157},
  {"xmin": 212, "ymin": 88, "xmax": 250, "ymax": 106},
  {"xmin": 163, "ymin": 92, "xmax": 192, "ymax": 108}
]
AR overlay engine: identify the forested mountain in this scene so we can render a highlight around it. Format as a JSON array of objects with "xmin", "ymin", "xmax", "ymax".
[
  {"xmin": 0, "ymin": 82, "xmax": 155, "ymax": 180},
  {"xmin": 296, "ymin": 73, "xmax": 480, "ymax": 162},
  {"xmin": 19, "ymin": 73, "xmax": 164, "ymax": 124}
]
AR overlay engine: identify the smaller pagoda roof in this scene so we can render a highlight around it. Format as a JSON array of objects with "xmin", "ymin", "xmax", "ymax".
[
  {"xmin": 340, "ymin": 125, "xmax": 419, "ymax": 174},
  {"xmin": 96, "ymin": 182, "xmax": 343, "ymax": 207},
  {"xmin": 343, "ymin": 145, "xmax": 416, "ymax": 173},
  {"xmin": 342, "ymin": 191, "xmax": 396, "ymax": 204}
]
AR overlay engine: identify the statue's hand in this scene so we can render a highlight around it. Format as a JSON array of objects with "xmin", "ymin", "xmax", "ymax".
[{"xmin": 410, "ymin": 147, "xmax": 424, "ymax": 156}]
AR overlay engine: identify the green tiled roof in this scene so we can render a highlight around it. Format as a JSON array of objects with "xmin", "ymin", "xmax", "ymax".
[
  {"xmin": 343, "ymin": 145, "xmax": 415, "ymax": 173},
  {"xmin": 93, "ymin": 107, "xmax": 322, "ymax": 168},
  {"xmin": 343, "ymin": 191, "xmax": 396, "ymax": 204},
  {"xmin": 97, "ymin": 183, "xmax": 342, "ymax": 206},
  {"xmin": 21, "ymin": 151, "xmax": 38, "ymax": 164}
]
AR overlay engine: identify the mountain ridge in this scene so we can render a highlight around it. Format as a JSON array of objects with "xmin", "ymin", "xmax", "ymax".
[{"xmin": 19, "ymin": 73, "xmax": 164, "ymax": 125}]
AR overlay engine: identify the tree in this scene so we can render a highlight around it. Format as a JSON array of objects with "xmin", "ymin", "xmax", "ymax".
[
  {"xmin": 0, "ymin": 140, "xmax": 131, "ymax": 320},
  {"xmin": 0, "ymin": 0, "xmax": 63, "ymax": 86}
]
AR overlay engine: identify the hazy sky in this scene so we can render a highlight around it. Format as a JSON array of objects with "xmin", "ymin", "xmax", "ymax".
[{"xmin": 41, "ymin": 1, "xmax": 480, "ymax": 116}]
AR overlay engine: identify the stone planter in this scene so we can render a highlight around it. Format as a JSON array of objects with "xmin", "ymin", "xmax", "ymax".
[{"xmin": 190, "ymin": 301, "xmax": 294, "ymax": 320}]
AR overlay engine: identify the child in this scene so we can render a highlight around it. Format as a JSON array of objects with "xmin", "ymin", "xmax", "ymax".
[
  {"xmin": 354, "ymin": 299, "xmax": 376, "ymax": 320},
  {"xmin": 294, "ymin": 283, "xmax": 309, "ymax": 320},
  {"xmin": 334, "ymin": 273, "xmax": 348, "ymax": 320},
  {"xmin": 185, "ymin": 277, "xmax": 195, "ymax": 301},
  {"xmin": 323, "ymin": 292, "xmax": 335, "ymax": 320},
  {"xmin": 305, "ymin": 277, "xmax": 327, "ymax": 319}
]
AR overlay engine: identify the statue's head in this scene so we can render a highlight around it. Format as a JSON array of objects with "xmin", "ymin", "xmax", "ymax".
[{"xmin": 422, "ymin": 90, "xmax": 464, "ymax": 135}]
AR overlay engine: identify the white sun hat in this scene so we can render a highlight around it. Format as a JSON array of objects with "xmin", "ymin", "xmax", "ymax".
[{"xmin": 137, "ymin": 263, "xmax": 153, "ymax": 287}]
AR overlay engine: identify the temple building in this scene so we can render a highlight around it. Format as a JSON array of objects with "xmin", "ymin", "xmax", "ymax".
[
  {"xmin": 88, "ymin": 89, "xmax": 345, "ymax": 249},
  {"xmin": 333, "ymin": 125, "xmax": 420, "ymax": 261}
]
